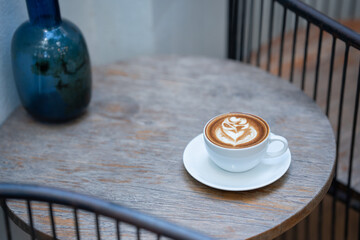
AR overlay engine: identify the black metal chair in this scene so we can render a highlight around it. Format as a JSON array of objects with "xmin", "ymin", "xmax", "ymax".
[
  {"xmin": 0, "ymin": 183, "xmax": 211, "ymax": 240},
  {"xmin": 228, "ymin": 0, "xmax": 360, "ymax": 239}
]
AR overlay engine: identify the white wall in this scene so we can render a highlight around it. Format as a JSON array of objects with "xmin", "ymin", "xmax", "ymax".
[
  {"xmin": 152, "ymin": 0, "xmax": 226, "ymax": 58},
  {"xmin": 60, "ymin": 0, "xmax": 226, "ymax": 65},
  {"xmin": 0, "ymin": 0, "xmax": 226, "ymax": 125},
  {"xmin": 0, "ymin": 1, "xmax": 27, "ymax": 125},
  {"xmin": 60, "ymin": 0, "xmax": 156, "ymax": 65}
]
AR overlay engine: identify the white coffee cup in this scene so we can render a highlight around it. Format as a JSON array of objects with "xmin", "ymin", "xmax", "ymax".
[{"xmin": 203, "ymin": 113, "xmax": 288, "ymax": 172}]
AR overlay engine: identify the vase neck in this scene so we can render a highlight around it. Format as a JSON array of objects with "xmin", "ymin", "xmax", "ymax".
[{"xmin": 26, "ymin": 0, "xmax": 61, "ymax": 27}]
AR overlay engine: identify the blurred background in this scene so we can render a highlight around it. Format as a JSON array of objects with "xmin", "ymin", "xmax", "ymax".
[
  {"xmin": 0, "ymin": 0, "xmax": 360, "ymax": 239},
  {"xmin": 0, "ymin": 0, "xmax": 226, "ymax": 125},
  {"xmin": 1, "ymin": 0, "xmax": 359, "ymax": 125}
]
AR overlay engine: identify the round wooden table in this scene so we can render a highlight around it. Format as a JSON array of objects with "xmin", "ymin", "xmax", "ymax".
[{"xmin": 0, "ymin": 56, "xmax": 335, "ymax": 239}]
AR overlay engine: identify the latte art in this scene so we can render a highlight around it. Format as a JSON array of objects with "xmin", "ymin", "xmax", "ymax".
[
  {"xmin": 205, "ymin": 113, "xmax": 269, "ymax": 149},
  {"xmin": 215, "ymin": 117, "xmax": 258, "ymax": 146}
]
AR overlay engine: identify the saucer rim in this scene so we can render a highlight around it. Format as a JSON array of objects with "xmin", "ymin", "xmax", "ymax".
[{"xmin": 183, "ymin": 134, "xmax": 291, "ymax": 191}]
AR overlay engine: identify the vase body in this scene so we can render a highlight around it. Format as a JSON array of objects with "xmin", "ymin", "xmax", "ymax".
[{"xmin": 11, "ymin": 0, "xmax": 91, "ymax": 122}]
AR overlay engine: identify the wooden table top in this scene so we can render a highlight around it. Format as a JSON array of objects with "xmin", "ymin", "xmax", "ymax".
[{"xmin": 0, "ymin": 56, "xmax": 336, "ymax": 239}]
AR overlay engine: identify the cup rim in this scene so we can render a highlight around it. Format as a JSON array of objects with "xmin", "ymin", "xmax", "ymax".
[{"xmin": 203, "ymin": 112, "xmax": 270, "ymax": 151}]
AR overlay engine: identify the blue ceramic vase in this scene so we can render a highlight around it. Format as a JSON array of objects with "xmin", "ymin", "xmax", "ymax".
[{"xmin": 11, "ymin": 0, "xmax": 91, "ymax": 122}]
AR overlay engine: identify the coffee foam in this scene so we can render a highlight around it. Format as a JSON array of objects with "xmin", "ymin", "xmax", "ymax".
[{"xmin": 205, "ymin": 113, "xmax": 269, "ymax": 149}]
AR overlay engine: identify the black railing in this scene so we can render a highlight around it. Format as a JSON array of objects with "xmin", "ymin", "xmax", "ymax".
[
  {"xmin": 228, "ymin": 0, "xmax": 360, "ymax": 239},
  {"xmin": 0, "ymin": 183, "xmax": 211, "ymax": 240}
]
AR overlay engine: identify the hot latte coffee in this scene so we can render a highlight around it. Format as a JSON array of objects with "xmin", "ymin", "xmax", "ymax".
[{"xmin": 205, "ymin": 113, "xmax": 269, "ymax": 149}]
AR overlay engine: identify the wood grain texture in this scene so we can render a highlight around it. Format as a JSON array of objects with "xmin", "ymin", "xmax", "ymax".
[{"xmin": 0, "ymin": 56, "xmax": 336, "ymax": 239}]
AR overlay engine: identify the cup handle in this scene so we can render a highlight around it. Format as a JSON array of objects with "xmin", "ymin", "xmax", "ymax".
[{"xmin": 265, "ymin": 133, "xmax": 288, "ymax": 158}]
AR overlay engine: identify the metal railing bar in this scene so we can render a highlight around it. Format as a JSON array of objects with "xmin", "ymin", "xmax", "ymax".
[
  {"xmin": 256, "ymin": 0, "xmax": 264, "ymax": 67},
  {"xmin": 267, "ymin": 0, "xmax": 275, "ymax": 72},
  {"xmin": 95, "ymin": 213, "xmax": 101, "ymax": 240},
  {"xmin": 137, "ymin": 226, "xmax": 141, "ymax": 240},
  {"xmin": 290, "ymin": 14, "xmax": 299, "ymax": 83},
  {"xmin": 74, "ymin": 208, "xmax": 81, "ymax": 240},
  {"xmin": 276, "ymin": 0, "xmax": 360, "ymax": 49},
  {"xmin": 116, "ymin": 220, "xmax": 121, "ymax": 240},
  {"xmin": 48, "ymin": 203, "xmax": 57, "ymax": 239},
  {"xmin": 344, "ymin": 60, "xmax": 360, "ymax": 240},
  {"xmin": 225, "ymin": 0, "xmax": 360, "ymax": 238},
  {"xmin": 227, "ymin": 0, "xmax": 233, "ymax": 59},
  {"xmin": 328, "ymin": 181, "xmax": 360, "ymax": 211},
  {"xmin": 246, "ymin": 0, "xmax": 254, "ymax": 64},
  {"xmin": 279, "ymin": 6, "xmax": 287, "ymax": 77},
  {"xmin": 227, "ymin": 0, "xmax": 239, "ymax": 59},
  {"xmin": 301, "ymin": 21, "xmax": 310, "ymax": 91},
  {"xmin": 325, "ymin": 37, "xmax": 337, "ymax": 116},
  {"xmin": 0, "ymin": 184, "xmax": 211, "ymax": 240},
  {"xmin": 335, "ymin": 43, "xmax": 350, "ymax": 177},
  {"xmin": 239, "ymin": 0, "xmax": 247, "ymax": 62},
  {"xmin": 331, "ymin": 44, "xmax": 350, "ymax": 240},
  {"xmin": 313, "ymin": 29, "xmax": 323, "ymax": 101},
  {"xmin": 26, "ymin": 200, "xmax": 36, "ymax": 240},
  {"xmin": 1, "ymin": 199, "xmax": 12, "ymax": 240}
]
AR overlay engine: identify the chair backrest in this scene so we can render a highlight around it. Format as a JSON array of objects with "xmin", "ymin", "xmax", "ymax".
[
  {"xmin": 0, "ymin": 183, "xmax": 211, "ymax": 240},
  {"xmin": 227, "ymin": 0, "xmax": 360, "ymax": 239}
]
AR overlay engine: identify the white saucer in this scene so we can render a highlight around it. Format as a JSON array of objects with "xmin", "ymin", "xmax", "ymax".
[{"xmin": 183, "ymin": 134, "xmax": 291, "ymax": 191}]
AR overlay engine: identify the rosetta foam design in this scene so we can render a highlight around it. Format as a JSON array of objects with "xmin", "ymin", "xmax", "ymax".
[
  {"xmin": 215, "ymin": 117, "xmax": 257, "ymax": 146},
  {"xmin": 205, "ymin": 113, "xmax": 269, "ymax": 149}
]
